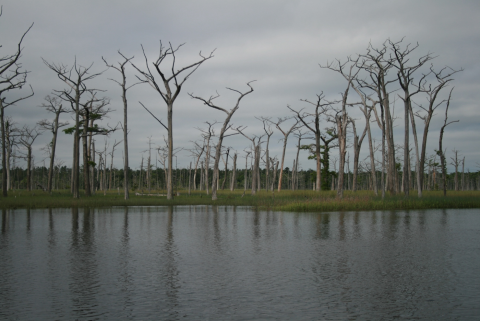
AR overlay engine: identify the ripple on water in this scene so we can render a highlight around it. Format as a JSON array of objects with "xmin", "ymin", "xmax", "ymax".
[{"xmin": 0, "ymin": 207, "xmax": 479, "ymax": 320}]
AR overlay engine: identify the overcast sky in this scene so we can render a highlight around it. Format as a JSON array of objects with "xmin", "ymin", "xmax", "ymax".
[{"xmin": 1, "ymin": 0, "xmax": 479, "ymax": 173}]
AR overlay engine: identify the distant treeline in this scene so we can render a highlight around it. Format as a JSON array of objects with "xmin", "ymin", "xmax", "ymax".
[{"xmin": 3, "ymin": 165, "xmax": 479, "ymax": 193}]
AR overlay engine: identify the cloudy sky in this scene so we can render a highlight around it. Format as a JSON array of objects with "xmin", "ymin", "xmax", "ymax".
[{"xmin": 1, "ymin": 0, "xmax": 479, "ymax": 173}]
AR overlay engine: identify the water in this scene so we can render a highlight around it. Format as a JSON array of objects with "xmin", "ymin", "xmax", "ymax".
[{"xmin": 1, "ymin": 207, "xmax": 479, "ymax": 320}]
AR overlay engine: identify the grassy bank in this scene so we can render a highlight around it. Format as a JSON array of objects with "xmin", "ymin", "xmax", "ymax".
[{"xmin": 1, "ymin": 189, "xmax": 479, "ymax": 212}]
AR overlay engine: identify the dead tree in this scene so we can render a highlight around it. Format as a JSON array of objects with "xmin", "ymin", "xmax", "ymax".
[
  {"xmin": 390, "ymin": 39, "xmax": 433, "ymax": 196},
  {"xmin": 347, "ymin": 115, "xmax": 367, "ymax": 192},
  {"xmin": 43, "ymin": 58, "xmax": 104, "ymax": 198},
  {"xmin": 18, "ymin": 125, "xmax": 42, "ymax": 191},
  {"xmin": 38, "ymin": 95, "xmax": 69, "ymax": 193},
  {"xmin": 271, "ymin": 117, "xmax": 299, "ymax": 191},
  {"xmin": 190, "ymin": 81, "xmax": 254, "ymax": 200},
  {"xmin": 321, "ymin": 58, "xmax": 359, "ymax": 198},
  {"xmin": 0, "ymin": 15, "xmax": 34, "ymax": 196},
  {"xmin": 410, "ymin": 66, "xmax": 460, "ymax": 197},
  {"xmin": 358, "ymin": 43, "xmax": 397, "ymax": 195},
  {"xmin": 236, "ymin": 128, "xmax": 264, "ymax": 195},
  {"xmin": 103, "ymin": 52, "xmax": 142, "ymax": 200},
  {"xmin": 197, "ymin": 122, "xmax": 216, "ymax": 194},
  {"xmin": 438, "ymin": 89, "xmax": 458, "ymax": 197},
  {"xmin": 221, "ymin": 148, "xmax": 230, "ymax": 190},
  {"xmin": 4, "ymin": 117, "xmax": 20, "ymax": 191},
  {"xmin": 108, "ymin": 139, "xmax": 122, "ymax": 190},
  {"xmin": 288, "ymin": 92, "xmax": 333, "ymax": 191},
  {"xmin": 230, "ymin": 152, "xmax": 237, "ymax": 191},
  {"xmin": 450, "ymin": 149, "xmax": 461, "ymax": 191},
  {"xmin": 349, "ymin": 79, "xmax": 378, "ymax": 195},
  {"xmin": 131, "ymin": 42, "xmax": 214, "ymax": 200},
  {"xmin": 244, "ymin": 150, "xmax": 252, "ymax": 191},
  {"xmin": 76, "ymin": 92, "xmax": 113, "ymax": 196},
  {"xmin": 257, "ymin": 117, "xmax": 274, "ymax": 191},
  {"xmin": 271, "ymin": 157, "xmax": 279, "ymax": 191},
  {"xmin": 292, "ymin": 130, "xmax": 309, "ymax": 190},
  {"xmin": 189, "ymin": 138, "xmax": 206, "ymax": 190}
]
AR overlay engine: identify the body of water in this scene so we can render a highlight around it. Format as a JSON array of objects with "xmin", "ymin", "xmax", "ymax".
[{"xmin": 1, "ymin": 206, "xmax": 479, "ymax": 320}]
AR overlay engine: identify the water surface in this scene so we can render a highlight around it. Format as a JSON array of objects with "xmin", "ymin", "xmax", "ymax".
[{"xmin": 1, "ymin": 207, "xmax": 479, "ymax": 320}]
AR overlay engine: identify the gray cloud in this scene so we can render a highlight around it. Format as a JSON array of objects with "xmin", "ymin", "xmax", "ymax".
[{"xmin": 1, "ymin": 0, "xmax": 479, "ymax": 172}]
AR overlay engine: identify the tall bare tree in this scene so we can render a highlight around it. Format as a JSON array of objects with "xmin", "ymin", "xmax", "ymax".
[
  {"xmin": 43, "ymin": 58, "xmax": 104, "ymax": 198},
  {"xmin": 4, "ymin": 117, "xmax": 19, "ymax": 191},
  {"xmin": 131, "ymin": 42, "xmax": 214, "ymax": 200},
  {"xmin": 288, "ymin": 92, "xmax": 332, "ymax": 191},
  {"xmin": 38, "ymin": 95, "xmax": 69, "ymax": 193},
  {"xmin": 0, "ymin": 13, "xmax": 34, "ymax": 196},
  {"xmin": 438, "ymin": 89, "xmax": 457, "ymax": 197},
  {"xmin": 257, "ymin": 117, "xmax": 274, "ymax": 191},
  {"xmin": 321, "ymin": 58, "xmax": 359, "ymax": 198},
  {"xmin": 77, "ymin": 93, "xmax": 112, "ymax": 196},
  {"xmin": 389, "ymin": 39, "xmax": 433, "ymax": 196},
  {"xmin": 108, "ymin": 139, "xmax": 122, "ymax": 190},
  {"xmin": 236, "ymin": 128, "xmax": 264, "ymax": 195},
  {"xmin": 191, "ymin": 81, "xmax": 254, "ymax": 200},
  {"xmin": 189, "ymin": 138, "xmax": 206, "ymax": 190},
  {"xmin": 450, "ymin": 149, "xmax": 461, "ymax": 191},
  {"xmin": 18, "ymin": 125, "xmax": 42, "ymax": 191},
  {"xmin": 272, "ymin": 117, "xmax": 299, "ymax": 192},
  {"xmin": 103, "ymin": 52, "xmax": 141, "ymax": 200},
  {"xmin": 410, "ymin": 66, "xmax": 460, "ymax": 197},
  {"xmin": 358, "ymin": 43, "xmax": 397, "ymax": 195}
]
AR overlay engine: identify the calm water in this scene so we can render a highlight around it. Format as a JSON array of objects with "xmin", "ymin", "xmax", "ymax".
[{"xmin": 1, "ymin": 206, "xmax": 479, "ymax": 320}]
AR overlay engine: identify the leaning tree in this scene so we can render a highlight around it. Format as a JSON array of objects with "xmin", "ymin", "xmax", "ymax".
[
  {"xmin": 0, "ymin": 10, "xmax": 34, "ymax": 197},
  {"xmin": 190, "ymin": 81, "xmax": 255, "ymax": 200}
]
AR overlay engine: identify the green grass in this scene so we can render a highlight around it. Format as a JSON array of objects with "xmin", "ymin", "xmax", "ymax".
[{"xmin": 1, "ymin": 188, "xmax": 480, "ymax": 212}]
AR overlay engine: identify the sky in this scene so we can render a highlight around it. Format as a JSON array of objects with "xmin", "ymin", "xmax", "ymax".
[{"xmin": 1, "ymin": 0, "xmax": 479, "ymax": 173}]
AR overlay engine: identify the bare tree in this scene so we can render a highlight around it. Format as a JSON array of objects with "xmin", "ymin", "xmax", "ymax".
[
  {"xmin": 390, "ymin": 39, "xmax": 433, "ymax": 196},
  {"xmin": 321, "ymin": 58, "xmax": 359, "ymax": 198},
  {"xmin": 450, "ymin": 149, "xmax": 461, "ymax": 191},
  {"xmin": 358, "ymin": 42, "xmax": 397, "ymax": 195},
  {"xmin": 410, "ymin": 66, "xmax": 460, "ymax": 197},
  {"xmin": 131, "ymin": 42, "xmax": 214, "ymax": 200},
  {"xmin": 189, "ymin": 138, "xmax": 206, "ymax": 190},
  {"xmin": 190, "ymin": 81, "xmax": 253, "ymax": 200},
  {"xmin": 438, "ymin": 89, "xmax": 458, "ymax": 197},
  {"xmin": 292, "ymin": 130, "xmax": 309, "ymax": 190},
  {"xmin": 348, "ymin": 80, "xmax": 378, "ymax": 195},
  {"xmin": 38, "ymin": 95, "xmax": 69, "ymax": 193},
  {"xmin": 18, "ymin": 125, "xmax": 42, "ymax": 191},
  {"xmin": 103, "ymin": 52, "xmax": 142, "ymax": 200},
  {"xmin": 221, "ymin": 148, "xmax": 230, "ymax": 190},
  {"xmin": 198, "ymin": 122, "xmax": 216, "ymax": 194},
  {"xmin": 288, "ymin": 92, "xmax": 332, "ymax": 191},
  {"xmin": 43, "ymin": 58, "xmax": 104, "ymax": 198},
  {"xmin": 348, "ymin": 115, "xmax": 368, "ymax": 192},
  {"xmin": 108, "ymin": 139, "xmax": 122, "ymax": 190},
  {"xmin": 257, "ymin": 116, "xmax": 274, "ymax": 191},
  {"xmin": 230, "ymin": 152, "xmax": 237, "ymax": 191},
  {"xmin": 0, "ymin": 13, "xmax": 34, "ymax": 196},
  {"xmin": 4, "ymin": 117, "xmax": 19, "ymax": 191},
  {"xmin": 77, "ymin": 93, "xmax": 113, "ymax": 196},
  {"xmin": 244, "ymin": 150, "xmax": 252, "ymax": 191},
  {"xmin": 236, "ymin": 128, "xmax": 264, "ymax": 195},
  {"xmin": 271, "ymin": 117, "xmax": 299, "ymax": 191}
]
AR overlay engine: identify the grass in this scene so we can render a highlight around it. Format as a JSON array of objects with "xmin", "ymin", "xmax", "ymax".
[{"xmin": 1, "ymin": 188, "xmax": 480, "ymax": 212}]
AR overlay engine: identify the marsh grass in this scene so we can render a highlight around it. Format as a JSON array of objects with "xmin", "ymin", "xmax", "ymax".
[{"xmin": 1, "ymin": 189, "xmax": 479, "ymax": 212}]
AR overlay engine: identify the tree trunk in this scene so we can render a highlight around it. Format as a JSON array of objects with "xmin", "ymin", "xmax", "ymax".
[
  {"xmin": 230, "ymin": 153, "xmax": 237, "ymax": 191},
  {"xmin": 167, "ymin": 103, "xmax": 173, "ymax": 199},
  {"xmin": 1, "ymin": 102, "xmax": 8, "ymax": 196},
  {"xmin": 277, "ymin": 139, "xmax": 288, "ymax": 192}
]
